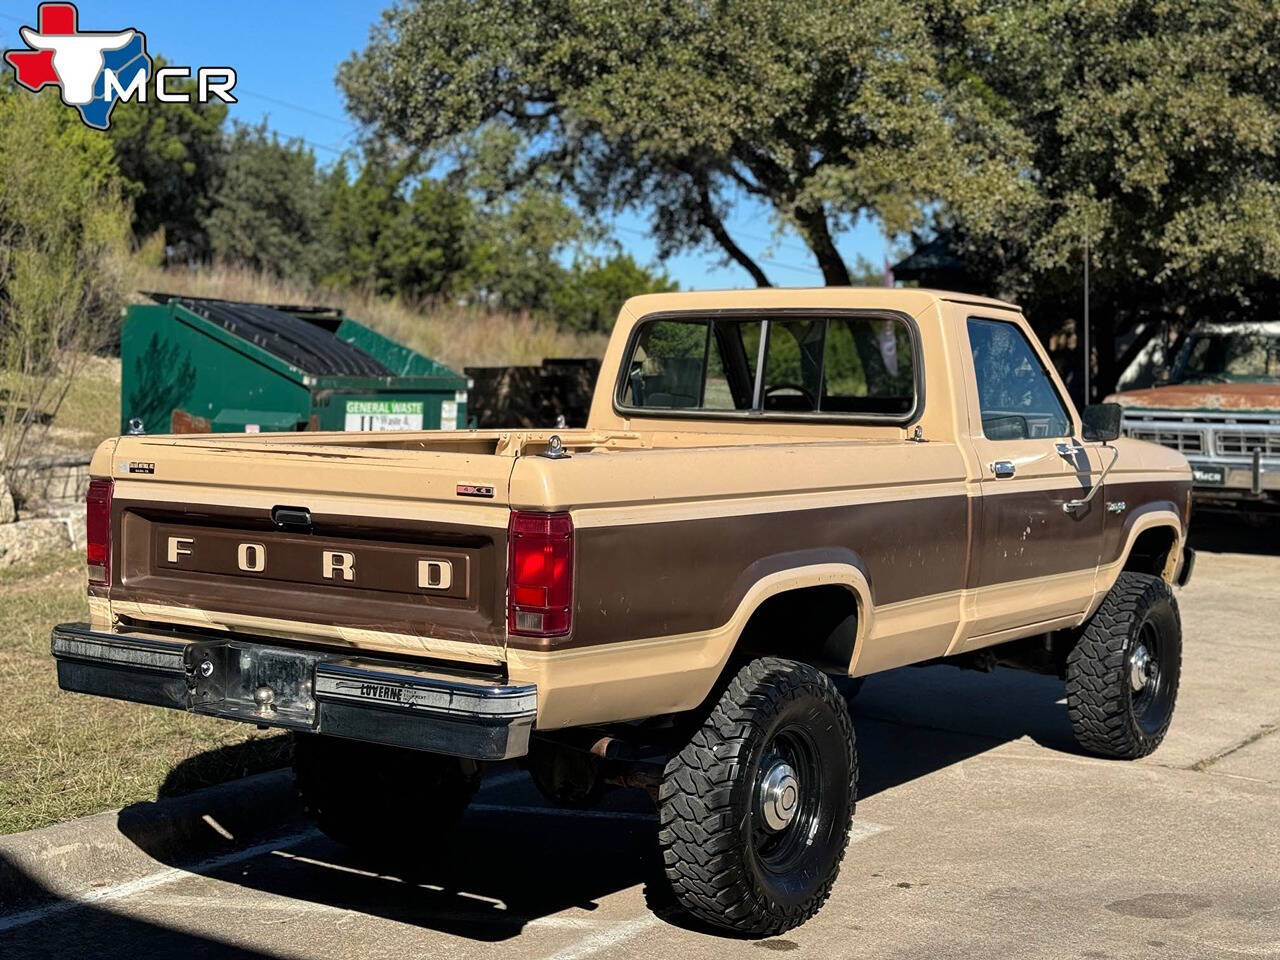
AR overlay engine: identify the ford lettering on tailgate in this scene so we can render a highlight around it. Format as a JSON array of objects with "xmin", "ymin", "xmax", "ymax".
[{"xmin": 154, "ymin": 526, "xmax": 469, "ymax": 598}]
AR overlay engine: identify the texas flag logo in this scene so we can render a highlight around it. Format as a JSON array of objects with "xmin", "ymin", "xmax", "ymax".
[{"xmin": 3, "ymin": 3, "xmax": 150, "ymax": 130}]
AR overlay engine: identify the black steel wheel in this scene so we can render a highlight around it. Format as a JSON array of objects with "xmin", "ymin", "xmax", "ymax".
[
  {"xmin": 1066, "ymin": 572, "xmax": 1183, "ymax": 759},
  {"xmin": 659, "ymin": 658, "xmax": 857, "ymax": 936}
]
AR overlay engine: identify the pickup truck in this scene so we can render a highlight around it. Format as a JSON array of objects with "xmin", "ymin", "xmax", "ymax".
[
  {"xmin": 1110, "ymin": 321, "xmax": 1280, "ymax": 508},
  {"xmin": 52, "ymin": 288, "xmax": 1194, "ymax": 936}
]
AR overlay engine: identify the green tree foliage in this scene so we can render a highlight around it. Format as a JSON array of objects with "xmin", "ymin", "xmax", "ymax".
[
  {"xmin": 0, "ymin": 85, "xmax": 131, "ymax": 478},
  {"xmin": 338, "ymin": 0, "xmax": 1022, "ymax": 288},
  {"xmin": 321, "ymin": 153, "xmax": 473, "ymax": 299},
  {"xmin": 928, "ymin": 0, "xmax": 1280, "ymax": 397},
  {"xmin": 463, "ymin": 182, "xmax": 584, "ymax": 311},
  {"xmin": 318, "ymin": 129, "xmax": 672, "ymax": 319},
  {"xmin": 106, "ymin": 57, "xmax": 227, "ymax": 259},
  {"xmin": 205, "ymin": 122, "xmax": 328, "ymax": 280},
  {"xmin": 551, "ymin": 254, "xmax": 677, "ymax": 332}
]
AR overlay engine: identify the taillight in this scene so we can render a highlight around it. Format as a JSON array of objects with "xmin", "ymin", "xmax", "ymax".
[
  {"xmin": 507, "ymin": 511, "xmax": 573, "ymax": 637},
  {"xmin": 86, "ymin": 478, "xmax": 113, "ymax": 586}
]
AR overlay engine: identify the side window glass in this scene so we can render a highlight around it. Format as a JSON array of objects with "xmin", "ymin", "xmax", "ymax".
[
  {"xmin": 967, "ymin": 318, "xmax": 1072, "ymax": 440},
  {"xmin": 621, "ymin": 320, "xmax": 708, "ymax": 409}
]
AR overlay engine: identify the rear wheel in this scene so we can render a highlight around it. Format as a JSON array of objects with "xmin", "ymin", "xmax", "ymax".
[
  {"xmin": 659, "ymin": 658, "xmax": 857, "ymax": 936},
  {"xmin": 293, "ymin": 733, "xmax": 480, "ymax": 855},
  {"xmin": 1066, "ymin": 572, "xmax": 1182, "ymax": 759}
]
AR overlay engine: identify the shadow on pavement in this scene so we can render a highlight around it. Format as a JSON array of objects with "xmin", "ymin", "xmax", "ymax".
[
  {"xmin": 1188, "ymin": 507, "xmax": 1280, "ymax": 556},
  {"xmin": 852, "ymin": 663, "xmax": 1076, "ymax": 799},
  {"xmin": 2, "ymin": 663, "xmax": 1081, "ymax": 954},
  {"xmin": 0, "ymin": 852, "xmax": 286, "ymax": 960},
  {"xmin": 157, "ymin": 734, "xmax": 292, "ymax": 799},
  {"xmin": 123, "ymin": 770, "xmax": 660, "ymax": 945}
]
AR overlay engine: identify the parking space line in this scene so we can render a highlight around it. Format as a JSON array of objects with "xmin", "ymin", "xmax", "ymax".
[
  {"xmin": 0, "ymin": 804, "xmax": 888, "ymax": 944},
  {"xmin": 536, "ymin": 914, "xmax": 664, "ymax": 960},
  {"xmin": 0, "ymin": 828, "xmax": 319, "ymax": 935},
  {"xmin": 532, "ymin": 818, "xmax": 889, "ymax": 960}
]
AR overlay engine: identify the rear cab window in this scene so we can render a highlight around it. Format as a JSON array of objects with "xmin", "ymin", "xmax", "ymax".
[{"xmin": 618, "ymin": 313, "xmax": 918, "ymax": 421}]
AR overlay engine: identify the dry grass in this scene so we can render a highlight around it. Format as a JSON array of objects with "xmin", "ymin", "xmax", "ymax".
[
  {"xmin": 0, "ymin": 552, "xmax": 289, "ymax": 834},
  {"xmin": 132, "ymin": 261, "xmax": 609, "ymax": 372},
  {"xmin": 45, "ymin": 353, "xmax": 122, "ymax": 453},
  {"xmin": 0, "ymin": 262, "xmax": 613, "ymax": 833},
  {"xmin": 0, "ymin": 354, "xmax": 121, "ymax": 464}
]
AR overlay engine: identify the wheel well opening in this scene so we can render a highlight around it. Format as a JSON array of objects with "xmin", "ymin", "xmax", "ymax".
[
  {"xmin": 1124, "ymin": 526, "xmax": 1178, "ymax": 579},
  {"xmin": 733, "ymin": 584, "xmax": 859, "ymax": 675}
]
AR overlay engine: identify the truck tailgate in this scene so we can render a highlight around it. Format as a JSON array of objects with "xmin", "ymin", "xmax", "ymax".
[{"xmin": 99, "ymin": 433, "xmax": 515, "ymax": 664}]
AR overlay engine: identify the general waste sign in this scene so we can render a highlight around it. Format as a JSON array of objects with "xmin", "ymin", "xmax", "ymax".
[{"xmin": 344, "ymin": 400, "xmax": 426, "ymax": 432}]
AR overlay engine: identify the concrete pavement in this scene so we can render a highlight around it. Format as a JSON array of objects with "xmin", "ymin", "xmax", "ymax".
[{"xmin": 1, "ymin": 514, "xmax": 1277, "ymax": 959}]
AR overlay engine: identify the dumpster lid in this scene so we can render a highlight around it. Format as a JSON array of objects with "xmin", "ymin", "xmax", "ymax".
[{"xmin": 155, "ymin": 295, "xmax": 393, "ymax": 378}]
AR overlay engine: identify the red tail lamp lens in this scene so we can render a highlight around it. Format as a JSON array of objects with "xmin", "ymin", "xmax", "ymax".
[
  {"xmin": 507, "ymin": 511, "xmax": 573, "ymax": 637},
  {"xmin": 86, "ymin": 478, "xmax": 113, "ymax": 585}
]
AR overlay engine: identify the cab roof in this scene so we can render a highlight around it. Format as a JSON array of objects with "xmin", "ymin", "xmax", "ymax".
[{"xmin": 620, "ymin": 286, "xmax": 1019, "ymax": 320}]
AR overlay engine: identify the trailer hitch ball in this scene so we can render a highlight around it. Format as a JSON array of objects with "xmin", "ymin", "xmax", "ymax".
[{"xmin": 253, "ymin": 685, "xmax": 276, "ymax": 717}]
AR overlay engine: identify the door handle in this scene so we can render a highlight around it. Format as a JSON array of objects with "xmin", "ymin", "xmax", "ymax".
[{"xmin": 992, "ymin": 460, "xmax": 1016, "ymax": 479}]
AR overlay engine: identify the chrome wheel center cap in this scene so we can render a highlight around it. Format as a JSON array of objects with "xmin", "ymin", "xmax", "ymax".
[
  {"xmin": 1129, "ymin": 643, "xmax": 1156, "ymax": 693},
  {"xmin": 759, "ymin": 761, "xmax": 800, "ymax": 833}
]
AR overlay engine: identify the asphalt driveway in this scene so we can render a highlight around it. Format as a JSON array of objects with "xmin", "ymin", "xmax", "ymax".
[{"xmin": 1, "ymin": 512, "xmax": 1277, "ymax": 960}]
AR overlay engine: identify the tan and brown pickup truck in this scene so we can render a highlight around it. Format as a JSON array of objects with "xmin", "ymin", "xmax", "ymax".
[{"xmin": 53, "ymin": 288, "xmax": 1194, "ymax": 935}]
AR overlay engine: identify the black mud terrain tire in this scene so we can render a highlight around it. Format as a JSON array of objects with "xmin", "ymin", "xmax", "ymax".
[
  {"xmin": 659, "ymin": 658, "xmax": 857, "ymax": 936},
  {"xmin": 1066, "ymin": 572, "xmax": 1182, "ymax": 759},
  {"xmin": 293, "ymin": 734, "xmax": 480, "ymax": 855}
]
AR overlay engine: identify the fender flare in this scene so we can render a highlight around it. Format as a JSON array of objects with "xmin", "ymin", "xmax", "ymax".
[
  {"xmin": 720, "ymin": 551, "xmax": 876, "ymax": 669},
  {"xmin": 1098, "ymin": 506, "xmax": 1185, "ymax": 604},
  {"xmin": 1115, "ymin": 505, "xmax": 1184, "ymax": 572}
]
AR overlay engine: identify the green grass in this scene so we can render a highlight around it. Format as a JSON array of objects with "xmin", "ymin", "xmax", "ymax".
[{"xmin": 0, "ymin": 552, "xmax": 289, "ymax": 834}]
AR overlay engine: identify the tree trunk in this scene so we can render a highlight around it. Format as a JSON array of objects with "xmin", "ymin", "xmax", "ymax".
[
  {"xmin": 791, "ymin": 205, "xmax": 892, "ymax": 383},
  {"xmin": 794, "ymin": 206, "xmax": 851, "ymax": 286},
  {"xmin": 697, "ymin": 183, "xmax": 771, "ymax": 288}
]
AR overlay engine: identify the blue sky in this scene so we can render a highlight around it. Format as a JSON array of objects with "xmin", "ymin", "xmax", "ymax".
[{"xmin": 1, "ymin": 0, "xmax": 890, "ymax": 290}]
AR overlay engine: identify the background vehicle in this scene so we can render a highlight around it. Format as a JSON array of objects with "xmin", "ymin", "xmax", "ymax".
[
  {"xmin": 1111, "ymin": 322, "xmax": 1280, "ymax": 510},
  {"xmin": 52, "ymin": 287, "xmax": 1193, "ymax": 935}
]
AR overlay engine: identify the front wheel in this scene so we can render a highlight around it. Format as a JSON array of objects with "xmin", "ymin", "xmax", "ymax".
[
  {"xmin": 1066, "ymin": 572, "xmax": 1182, "ymax": 759},
  {"xmin": 659, "ymin": 658, "xmax": 857, "ymax": 936}
]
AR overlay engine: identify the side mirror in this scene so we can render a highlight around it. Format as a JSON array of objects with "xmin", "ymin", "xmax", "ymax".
[{"xmin": 1081, "ymin": 403, "xmax": 1122, "ymax": 443}]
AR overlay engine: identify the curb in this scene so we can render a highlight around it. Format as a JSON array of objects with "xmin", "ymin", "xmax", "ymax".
[{"xmin": 0, "ymin": 768, "xmax": 303, "ymax": 914}]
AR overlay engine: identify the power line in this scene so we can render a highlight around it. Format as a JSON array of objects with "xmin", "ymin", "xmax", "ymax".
[
  {"xmin": 614, "ymin": 224, "xmax": 824, "ymax": 278},
  {"xmin": 234, "ymin": 89, "xmax": 357, "ymax": 129}
]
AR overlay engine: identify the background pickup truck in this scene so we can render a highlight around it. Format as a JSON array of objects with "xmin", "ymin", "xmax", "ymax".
[
  {"xmin": 1110, "ymin": 320, "xmax": 1280, "ymax": 509},
  {"xmin": 53, "ymin": 287, "xmax": 1194, "ymax": 936}
]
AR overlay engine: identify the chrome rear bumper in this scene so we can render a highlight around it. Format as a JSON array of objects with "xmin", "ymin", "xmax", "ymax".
[{"xmin": 51, "ymin": 623, "xmax": 535, "ymax": 760}]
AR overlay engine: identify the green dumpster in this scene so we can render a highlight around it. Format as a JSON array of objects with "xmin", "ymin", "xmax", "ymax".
[{"xmin": 121, "ymin": 295, "xmax": 469, "ymax": 435}]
